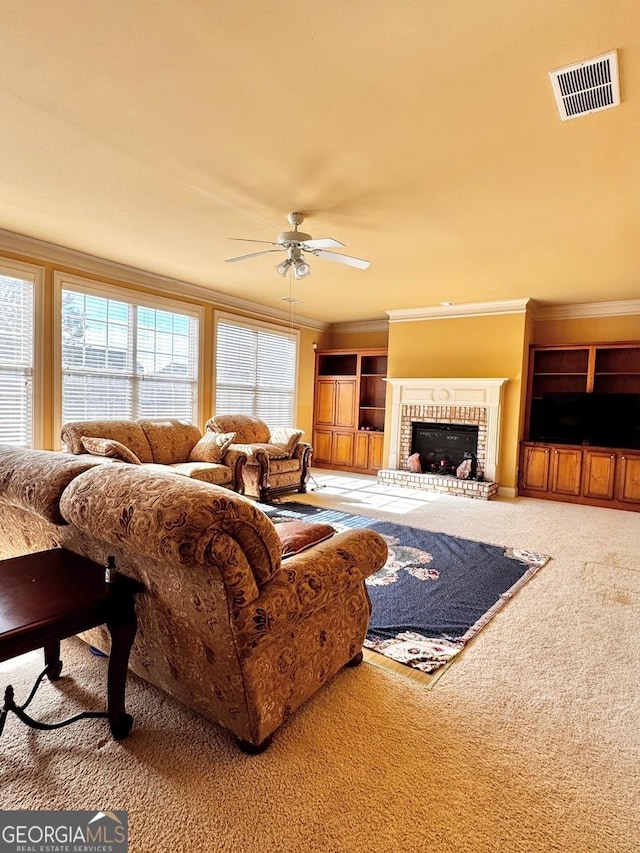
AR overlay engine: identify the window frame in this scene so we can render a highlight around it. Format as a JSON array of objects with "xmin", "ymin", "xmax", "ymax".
[
  {"xmin": 214, "ymin": 310, "xmax": 299, "ymax": 428},
  {"xmin": 0, "ymin": 259, "xmax": 45, "ymax": 448},
  {"xmin": 53, "ymin": 272, "xmax": 204, "ymax": 445}
]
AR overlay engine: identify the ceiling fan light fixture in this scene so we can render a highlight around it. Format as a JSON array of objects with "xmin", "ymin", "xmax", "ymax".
[
  {"xmin": 275, "ymin": 258, "xmax": 292, "ymax": 277},
  {"xmin": 293, "ymin": 259, "xmax": 311, "ymax": 279}
]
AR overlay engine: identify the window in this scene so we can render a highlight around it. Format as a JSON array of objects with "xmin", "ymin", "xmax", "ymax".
[
  {"xmin": 59, "ymin": 276, "xmax": 200, "ymax": 424},
  {"xmin": 215, "ymin": 314, "xmax": 298, "ymax": 428},
  {"xmin": 0, "ymin": 263, "xmax": 42, "ymax": 447}
]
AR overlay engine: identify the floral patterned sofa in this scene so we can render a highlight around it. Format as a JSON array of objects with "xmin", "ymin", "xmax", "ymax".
[
  {"xmin": 61, "ymin": 417, "xmax": 247, "ymax": 493},
  {"xmin": 205, "ymin": 414, "xmax": 313, "ymax": 502},
  {"xmin": 0, "ymin": 444, "xmax": 388, "ymax": 752}
]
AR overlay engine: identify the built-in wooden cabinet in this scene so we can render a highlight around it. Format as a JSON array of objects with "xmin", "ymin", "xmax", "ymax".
[
  {"xmin": 550, "ymin": 446, "xmax": 582, "ymax": 496},
  {"xmin": 519, "ymin": 341, "xmax": 640, "ymax": 511},
  {"xmin": 354, "ymin": 430, "xmax": 384, "ymax": 471},
  {"xmin": 617, "ymin": 453, "xmax": 640, "ymax": 504},
  {"xmin": 315, "ymin": 378, "xmax": 357, "ymax": 427},
  {"xmin": 519, "ymin": 444, "xmax": 551, "ymax": 493},
  {"xmin": 313, "ymin": 348, "xmax": 387, "ymax": 474},
  {"xmin": 582, "ymin": 449, "xmax": 617, "ymax": 501},
  {"xmin": 520, "ymin": 443, "xmax": 640, "ymax": 510}
]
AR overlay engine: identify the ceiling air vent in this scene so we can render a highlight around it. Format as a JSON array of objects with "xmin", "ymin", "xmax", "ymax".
[{"xmin": 550, "ymin": 50, "xmax": 620, "ymax": 120}]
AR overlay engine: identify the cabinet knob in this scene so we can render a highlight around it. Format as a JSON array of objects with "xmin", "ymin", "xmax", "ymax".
[
  {"xmin": 611, "ymin": 455, "xmax": 615, "ymax": 459},
  {"xmin": 622, "ymin": 456, "xmax": 626, "ymax": 461}
]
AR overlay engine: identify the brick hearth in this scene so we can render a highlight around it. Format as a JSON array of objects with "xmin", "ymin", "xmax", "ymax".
[{"xmin": 377, "ymin": 468, "xmax": 499, "ymax": 499}]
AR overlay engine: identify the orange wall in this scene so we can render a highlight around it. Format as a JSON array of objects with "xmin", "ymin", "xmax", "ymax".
[
  {"xmin": 328, "ymin": 329, "xmax": 389, "ymax": 350},
  {"xmin": 534, "ymin": 315, "xmax": 640, "ymax": 345},
  {"xmin": 387, "ymin": 312, "xmax": 529, "ymax": 490}
]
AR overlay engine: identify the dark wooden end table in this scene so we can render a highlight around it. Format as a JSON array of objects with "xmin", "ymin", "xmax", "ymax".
[{"xmin": 0, "ymin": 548, "xmax": 143, "ymax": 741}]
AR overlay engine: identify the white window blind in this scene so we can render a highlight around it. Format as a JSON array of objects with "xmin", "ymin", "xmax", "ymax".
[
  {"xmin": 61, "ymin": 286, "xmax": 199, "ymax": 423},
  {"xmin": 0, "ymin": 272, "xmax": 35, "ymax": 446},
  {"xmin": 215, "ymin": 316, "xmax": 297, "ymax": 428}
]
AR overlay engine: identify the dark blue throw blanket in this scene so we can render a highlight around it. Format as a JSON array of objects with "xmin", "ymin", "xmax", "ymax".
[{"xmin": 263, "ymin": 502, "xmax": 550, "ymax": 677}]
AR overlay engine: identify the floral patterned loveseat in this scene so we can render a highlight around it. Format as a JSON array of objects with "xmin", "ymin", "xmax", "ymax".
[
  {"xmin": 0, "ymin": 444, "xmax": 387, "ymax": 752},
  {"xmin": 61, "ymin": 417, "xmax": 247, "ymax": 493}
]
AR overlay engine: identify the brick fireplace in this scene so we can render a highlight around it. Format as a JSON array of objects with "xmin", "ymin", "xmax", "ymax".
[{"xmin": 378, "ymin": 377, "xmax": 508, "ymax": 499}]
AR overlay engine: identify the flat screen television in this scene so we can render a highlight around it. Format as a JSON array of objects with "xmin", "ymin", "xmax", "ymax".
[{"xmin": 536, "ymin": 392, "xmax": 640, "ymax": 449}]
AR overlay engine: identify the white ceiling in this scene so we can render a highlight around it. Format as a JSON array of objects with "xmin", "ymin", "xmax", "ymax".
[{"xmin": 1, "ymin": 1, "xmax": 639, "ymax": 324}]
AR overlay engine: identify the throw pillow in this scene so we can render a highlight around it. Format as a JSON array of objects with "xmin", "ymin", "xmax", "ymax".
[
  {"xmin": 81, "ymin": 436, "xmax": 142, "ymax": 465},
  {"xmin": 189, "ymin": 431, "xmax": 236, "ymax": 463},
  {"xmin": 270, "ymin": 427, "xmax": 304, "ymax": 457},
  {"xmin": 275, "ymin": 520, "xmax": 336, "ymax": 558}
]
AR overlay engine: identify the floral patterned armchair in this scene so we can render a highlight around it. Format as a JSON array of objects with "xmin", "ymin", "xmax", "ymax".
[{"xmin": 205, "ymin": 414, "xmax": 312, "ymax": 502}]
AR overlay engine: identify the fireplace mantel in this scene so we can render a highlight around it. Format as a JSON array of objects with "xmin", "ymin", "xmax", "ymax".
[{"xmin": 385, "ymin": 377, "xmax": 508, "ymax": 483}]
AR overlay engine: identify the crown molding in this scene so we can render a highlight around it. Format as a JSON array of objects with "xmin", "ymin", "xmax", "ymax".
[
  {"xmin": 386, "ymin": 298, "xmax": 534, "ymax": 322},
  {"xmin": 0, "ymin": 228, "xmax": 329, "ymax": 332},
  {"xmin": 535, "ymin": 299, "xmax": 640, "ymax": 320},
  {"xmin": 330, "ymin": 319, "xmax": 389, "ymax": 334}
]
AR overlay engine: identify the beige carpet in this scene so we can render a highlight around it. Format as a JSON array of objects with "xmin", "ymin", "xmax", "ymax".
[{"xmin": 2, "ymin": 470, "xmax": 639, "ymax": 853}]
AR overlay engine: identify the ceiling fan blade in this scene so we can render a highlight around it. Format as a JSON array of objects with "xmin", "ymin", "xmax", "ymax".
[
  {"xmin": 225, "ymin": 249, "xmax": 283, "ymax": 263},
  {"xmin": 229, "ymin": 237, "xmax": 279, "ymax": 245},
  {"xmin": 314, "ymin": 249, "xmax": 370, "ymax": 270},
  {"xmin": 302, "ymin": 238, "xmax": 345, "ymax": 250}
]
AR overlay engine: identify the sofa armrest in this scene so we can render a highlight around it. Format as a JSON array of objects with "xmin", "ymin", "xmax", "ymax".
[
  {"xmin": 0, "ymin": 445, "xmax": 103, "ymax": 524},
  {"xmin": 291, "ymin": 441, "xmax": 312, "ymax": 461},
  {"xmin": 292, "ymin": 442, "xmax": 313, "ymax": 487},
  {"xmin": 226, "ymin": 443, "xmax": 268, "ymax": 467},
  {"xmin": 226, "ymin": 443, "xmax": 269, "ymax": 496},
  {"xmin": 232, "ymin": 528, "xmax": 388, "ymax": 645},
  {"xmin": 59, "ymin": 464, "xmax": 283, "ymax": 587},
  {"xmin": 221, "ymin": 447, "xmax": 248, "ymax": 493}
]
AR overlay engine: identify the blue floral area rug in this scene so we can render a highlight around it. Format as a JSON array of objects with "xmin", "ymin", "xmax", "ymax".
[{"xmin": 262, "ymin": 502, "xmax": 550, "ymax": 684}]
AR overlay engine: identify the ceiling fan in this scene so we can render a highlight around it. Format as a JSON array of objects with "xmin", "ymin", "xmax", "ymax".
[{"xmin": 225, "ymin": 212, "xmax": 370, "ymax": 279}]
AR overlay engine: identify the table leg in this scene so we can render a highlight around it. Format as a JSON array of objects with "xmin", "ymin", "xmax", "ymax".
[
  {"xmin": 0, "ymin": 686, "xmax": 14, "ymax": 737},
  {"xmin": 105, "ymin": 602, "xmax": 137, "ymax": 740},
  {"xmin": 44, "ymin": 640, "xmax": 63, "ymax": 680}
]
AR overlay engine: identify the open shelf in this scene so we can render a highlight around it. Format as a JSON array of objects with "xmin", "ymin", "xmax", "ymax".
[
  {"xmin": 317, "ymin": 352, "xmax": 357, "ymax": 376},
  {"xmin": 361, "ymin": 354, "xmax": 387, "ymax": 375},
  {"xmin": 528, "ymin": 342, "xmax": 640, "ymax": 412}
]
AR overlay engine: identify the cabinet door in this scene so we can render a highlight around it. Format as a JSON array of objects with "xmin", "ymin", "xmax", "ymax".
[
  {"xmin": 334, "ymin": 380, "xmax": 357, "ymax": 427},
  {"xmin": 315, "ymin": 381, "xmax": 337, "ymax": 426},
  {"xmin": 551, "ymin": 447, "xmax": 582, "ymax": 495},
  {"xmin": 520, "ymin": 445, "xmax": 551, "ymax": 492},
  {"xmin": 333, "ymin": 432, "xmax": 354, "ymax": 466},
  {"xmin": 368, "ymin": 432, "xmax": 384, "ymax": 470},
  {"xmin": 617, "ymin": 453, "xmax": 640, "ymax": 504},
  {"xmin": 312, "ymin": 430, "xmax": 334, "ymax": 464},
  {"xmin": 582, "ymin": 450, "xmax": 616, "ymax": 500},
  {"xmin": 354, "ymin": 432, "xmax": 369, "ymax": 468}
]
